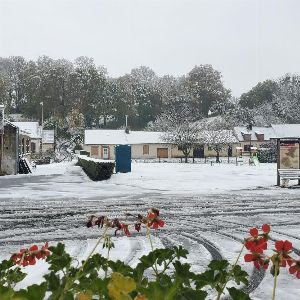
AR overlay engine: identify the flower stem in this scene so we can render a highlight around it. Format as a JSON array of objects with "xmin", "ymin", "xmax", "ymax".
[
  {"xmin": 58, "ymin": 226, "xmax": 109, "ymax": 300},
  {"xmin": 146, "ymin": 227, "xmax": 159, "ymax": 276},
  {"xmin": 216, "ymin": 244, "xmax": 245, "ymax": 300},
  {"xmin": 272, "ymin": 262, "xmax": 279, "ymax": 300}
]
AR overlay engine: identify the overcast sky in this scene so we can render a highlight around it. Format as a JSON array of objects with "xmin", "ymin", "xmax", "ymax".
[{"xmin": 0, "ymin": 0, "xmax": 299, "ymax": 96}]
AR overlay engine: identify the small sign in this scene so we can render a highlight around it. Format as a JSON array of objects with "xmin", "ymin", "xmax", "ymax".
[{"xmin": 279, "ymin": 139, "xmax": 300, "ymax": 169}]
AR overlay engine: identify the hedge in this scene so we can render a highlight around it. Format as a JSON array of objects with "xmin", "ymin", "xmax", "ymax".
[{"xmin": 77, "ymin": 156, "xmax": 115, "ymax": 181}]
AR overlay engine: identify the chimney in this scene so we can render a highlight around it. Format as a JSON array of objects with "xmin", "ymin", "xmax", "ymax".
[{"xmin": 246, "ymin": 123, "xmax": 253, "ymax": 131}]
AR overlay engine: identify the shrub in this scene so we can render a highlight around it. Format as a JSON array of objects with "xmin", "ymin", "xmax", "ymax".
[{"xmin": 78, "ymin": 156, "xmax": 115, "ymax": 181}]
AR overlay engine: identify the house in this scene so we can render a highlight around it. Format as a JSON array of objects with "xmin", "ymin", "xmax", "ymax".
[
  {"xmin": 42, "ymin": 130, "xmax": 55, "ymax": 152},
  {"xmin": 84, "ymin": 129, "xmax": 240, "ymax": 160},
  {"xmin": 0, "ymin": 121, "xmax": 31, "ymax": 175},
  {"xmin": 12, "ymin": 122, "xmax": 42, "ymax": 153},
  {"xmin": 84, "ymin": 129, "xmax": 179, "ymax": 160},
  {"xmin": 233, "ymin": 126, "xmax": 276, "ymax": 153},
  {"xmin": 233, "ymin": 124, "xmax": 300, "ymax": 153},
  {"xmin": 11, "ymin": 122, "xmax": 55, "ymax": 153}
]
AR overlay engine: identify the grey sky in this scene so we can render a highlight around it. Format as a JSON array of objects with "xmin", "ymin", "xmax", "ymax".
[{"xmin": 0, "ymin": 0, "xmax": 299, "ymax": 96}]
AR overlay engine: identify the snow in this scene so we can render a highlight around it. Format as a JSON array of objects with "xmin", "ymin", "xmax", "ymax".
[
  {"xmin": 12, "ymin": 121, "xmax": 42, "ymax": 139},
  {"xmin": 85, "ymin": 129, "xmax": 165, "ymax": 145},
  {"xmin": 0, "ymin": 161, "xmax": 300, "ymax": 299},
  {"xmin": 234, "ymin": 126, "xmax": 276, "ymax": 141},
  {"xmin": 271, "ymin": 124, "xmax": 300, "ymax": 138},
  {"xmin": 42, "ymin": 130, "xmax": 55, "ymax": 143}
]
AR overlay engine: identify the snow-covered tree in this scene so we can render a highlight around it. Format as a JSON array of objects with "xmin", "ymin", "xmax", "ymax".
[
  {"xmin": 153, "ymin": 102, "xmax": 201, "ymax": 162},
  {"xmin": 199, "ymin": 117, "xmax": 237, "ymax": 162}
]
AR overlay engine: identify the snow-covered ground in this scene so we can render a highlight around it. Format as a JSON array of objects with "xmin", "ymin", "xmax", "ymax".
[{"xmin": 0, "ymin": 161, "xmax": 299, "ymax": 299}]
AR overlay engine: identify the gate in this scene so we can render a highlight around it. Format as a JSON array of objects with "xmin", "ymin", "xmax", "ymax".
[{"xmin": 115, "ymin": 145, "xmax": 131, "ymax": 173}]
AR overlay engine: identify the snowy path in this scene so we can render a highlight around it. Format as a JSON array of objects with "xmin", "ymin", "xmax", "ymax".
[{"xmin": 0, "ymin": 162, "xmax": 299, "ymax": 299}]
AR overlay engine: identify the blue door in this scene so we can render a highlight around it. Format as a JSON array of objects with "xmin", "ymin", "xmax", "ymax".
[{"xmin": 115, "ymin": 145, "xmax": 131, "ymax": 173}]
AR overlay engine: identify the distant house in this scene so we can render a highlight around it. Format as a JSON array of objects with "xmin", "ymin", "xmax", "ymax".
[
  {"xmin": 84, "ymin": 129, "xmax": 179, "ymax": 160},
  {"xmin": 233, "ymin": 124, "xmax": 300, "ymax": 153},
  {"xmin": 0, "ymin": 121, "xmax": 31, "ymax": 175},
  {"xmin": 233, "ymin": 126, "xmax": 276, "ymax": 152},
  {"xmin": 12, "ymin": 122, "xmax": 42, "ymax": 153},
  {"xmin": 42, "ymin": 130, "xmax": 55, "ymax": 152},
  {"xmin": 84, "ymin": 129, "xmax": 240, "ymax": 160},
  {"xmin": 12, "ymin": 122, "xmax": 55, "ymax": 153}
]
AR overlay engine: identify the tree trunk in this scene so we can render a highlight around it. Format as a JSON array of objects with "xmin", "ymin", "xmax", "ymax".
[
  {"xmin": 185, "ymin": 155, "xmax": 188, "ymax": 163},
  {"xmin": 216, "ymin": 151, "xmax": 220, "ymax": 163}
]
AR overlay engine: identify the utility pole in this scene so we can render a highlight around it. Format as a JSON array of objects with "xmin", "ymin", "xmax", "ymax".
[{"xmin": 40, "ymin": 102, "xmax": 44, "ymax": 153}]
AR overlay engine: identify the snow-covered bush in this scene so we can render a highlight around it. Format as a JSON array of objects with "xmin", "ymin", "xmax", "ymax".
[{"xmin": 77, "ymin": 156, "xmax": 115, "ymax": 181}]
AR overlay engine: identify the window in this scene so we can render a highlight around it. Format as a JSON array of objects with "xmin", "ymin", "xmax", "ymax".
[
  {"xmin": 31, "ymin": 142, "xmax": 36, "ymax": 153},
  {"xmin": 244, "ymin": 145, "xmax": 251, "ymax": 152},
  {"xmin": 143, "ymin": 145, "xmax": 149, "ymax": 155},
  {"xmin": 26, "ymin": 139, "xmax": 30, "ymax": 153},
  {"xmin": 208, "ymin": 145, "xmax": 212, "ymax": 151}
]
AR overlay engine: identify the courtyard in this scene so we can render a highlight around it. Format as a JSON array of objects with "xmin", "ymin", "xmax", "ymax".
[{"xmin": 0, "ymin": 161, "xmax": 299, "ymax": 299}]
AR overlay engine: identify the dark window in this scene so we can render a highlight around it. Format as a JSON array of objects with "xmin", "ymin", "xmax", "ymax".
[{"xmin": 244, "ymin": 144, "xmax": 251, "ymax": 152}]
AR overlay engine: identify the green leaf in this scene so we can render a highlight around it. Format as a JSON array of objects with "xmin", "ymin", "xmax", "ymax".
[
  {"xmin": 13, "ymin": 283, "xmax": 47, "ymax": 300},
  {"xmin": 177, "ymin": 288, "xmax": 207, "ymax": 300},
  {"xmin": 208, "ymin": 260, "xmax": 229, "ymax": 271},
  {"xmin": 45, "ymin": 271, "xmax": 60, "ymax": 291},
  {"xmin": 232, "ymin": 265, "xmax": 249, "ymax": 286},
  {"xmin": 47, "ymin": 243, "xmax": 72, "ymax": 272},
  {"xmin": 174, "ymin": 246, "xmax": 189, "ymax": 260},
  {"xmin": 227, "ymin": 287, "xmax": 252, "ymax": 300},
  {"xmin": 0, "ymin": 285, "xmax": 14, "ymax": 300},
  {"xmin": 194, "ymin": 270, "xmax": 215, "ymax": 289}
]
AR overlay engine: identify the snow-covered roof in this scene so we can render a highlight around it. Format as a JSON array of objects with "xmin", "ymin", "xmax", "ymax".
[
  {"xmin": 85, "ymin": 130, "xmax": 165, "ymax": 145},
  {"xmin": 12, "ymin": 122, "xmax": 42, "ymax": 139},
  {"xmin": 271, "ymin": 124, "xmax": 300, "ymax": 138},
  {"xmin": 200, "ymin": 130, "xmax": 239, "ymax": 143},
  {"xmin": 233, "ymin": 127, "xmax": 276, "ymax": 141},
  {"xmin": 42, "ymin": 130, "xmax": 55, "ymax": 144}
]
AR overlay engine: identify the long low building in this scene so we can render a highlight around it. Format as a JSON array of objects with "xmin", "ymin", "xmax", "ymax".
[{"xmin": 84, "ymin": 129, "xmax": 239, "ymax": 160}]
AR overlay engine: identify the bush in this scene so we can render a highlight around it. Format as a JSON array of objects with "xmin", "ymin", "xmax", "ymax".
[{"xmin": 78, "ymin": 156, "xmax": 115, "ymax": 181}]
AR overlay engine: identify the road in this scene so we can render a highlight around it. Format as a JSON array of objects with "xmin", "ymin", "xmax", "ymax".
[{"xmin": 0, "ymin": 162, "xmax": 299, "ymax": 299}]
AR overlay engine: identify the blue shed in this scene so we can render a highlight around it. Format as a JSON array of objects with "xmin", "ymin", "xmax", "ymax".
[{"xmin": 115, "ymin": 145, "xmax": 131, "ymax": 173}]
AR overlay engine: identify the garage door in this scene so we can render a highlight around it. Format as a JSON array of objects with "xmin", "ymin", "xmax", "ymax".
[
  {"xmin": 157, "ymin": 148, "xmax": 168, "ymax": 158},
  {"xmin": 91, "ymin": 146, "xmax": 99, "ymax": 156}
]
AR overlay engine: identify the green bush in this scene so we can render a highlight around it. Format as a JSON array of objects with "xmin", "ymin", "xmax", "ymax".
[{"xmin": 78, "ymin": 157, "xmax": 115, "ymax": 181}]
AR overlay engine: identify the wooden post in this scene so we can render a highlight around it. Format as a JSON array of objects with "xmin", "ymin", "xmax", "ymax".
[{"xmin": 277, "ymin": 139, "xmax": 280, "ymax": 186}]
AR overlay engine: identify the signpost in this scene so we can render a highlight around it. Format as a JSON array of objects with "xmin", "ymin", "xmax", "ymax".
[{"xmin": 277, "ymin": 138, "xmax": 300, "ymax": 185}]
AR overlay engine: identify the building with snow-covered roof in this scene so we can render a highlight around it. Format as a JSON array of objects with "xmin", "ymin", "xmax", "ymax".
[
  {"xmin": 271, "ymin": 124, "xmax": 300, "ymax": 138},
  {"xmin": 12, "ymin": 122, "xmax": 42, "ymax": 153},
  {"xmin": 84, "ymin": 129, "xmax": 241, "ymax": 160},
  {"xmin": 84, "ymin": 129, "xmax": 176, "ymax": 159}
]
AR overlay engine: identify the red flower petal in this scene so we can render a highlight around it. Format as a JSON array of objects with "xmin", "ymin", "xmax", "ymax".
[
  {"xmin": 244, "ymin": 254, "xmax": 253, "ymax": 262},
  {"xmin": 250, "ymin": 228, "xmax": 259, "ymax": 237},
  {"xmin": 297, "ymin": 270, "xmax": 300, "ymax": 279},
  {"xmin": 262, "ymin": 224, "xmax": 271, "ymax": 233},
  {"xmin": 289, "ymin": 266, "xmax": 297, "ymax": 274},
  {"xmin": 275, "ymin": 240, "xmax": 284, "ymax": 251},
  {"xmin": 158, "ymin": 219, "xmax": 165, "ymax": 227},
  {"xmin": 283, "ymin": 240, "xmax": 293, "ymax": 251},
  {"xmin": 29, "ymin": 245, "xmax": 38, "ymax": 252}
]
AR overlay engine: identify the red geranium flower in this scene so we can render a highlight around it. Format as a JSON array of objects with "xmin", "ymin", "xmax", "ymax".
[
  {"xmin": 262, "ymin": 224, "xmax": 271, "ymax": 233},
  {"xmin": 289, "ymin": 260, "xmax": 300, "ymax": 279},
  {"xmin": 146, "ymin": 209, "xmax": 165, "ymax": 230},
  {"xmin": 121, "ymin": 224, "xmax": 131, "ymax": 237},
  {"xmin": 274, "ymin": 240, "xmax": 293, "ymax": 267},
  {"xmin": 11, "ymin": 242, "xmax": 50, "ymax": 266},
  {"xmin": 244, "ymin": 251, "xmax": 269, "ymax": 270},
  {"xmin": 249, "ymin": 228, "xmax": 259, "ymax": 237}
]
